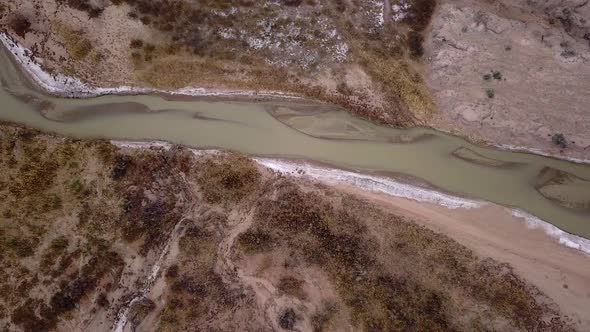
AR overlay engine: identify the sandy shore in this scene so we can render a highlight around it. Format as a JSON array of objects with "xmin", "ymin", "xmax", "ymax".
[{"xmin": 336, "ymin": 186, "xmax": 590, "ymax": 330}]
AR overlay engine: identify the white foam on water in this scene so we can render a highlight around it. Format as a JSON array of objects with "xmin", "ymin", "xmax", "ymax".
[
  {"xmin": 254, "ymin": 158, "xmax": 483, "ymax": 209},
  {"xmin": 511, "ymin": 209, "xmax": 590, "ymax": 255}
]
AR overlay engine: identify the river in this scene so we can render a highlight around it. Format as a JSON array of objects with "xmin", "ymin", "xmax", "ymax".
[{"xmin": 1, "ymin": 40, "xmax": 589, "ymax": 240}]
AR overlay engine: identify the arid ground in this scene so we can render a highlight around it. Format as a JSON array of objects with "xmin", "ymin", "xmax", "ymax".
[
  {"xmin": 0, "ymin": 123, "xmax": 588, "ymax": 331},
  {"xmin": 1, "ymin": 0, "xmax": 588, "ymax": 160},
  {"xmin": 1, "ymin": 1, "xmax": 590, "ymax": 331}
]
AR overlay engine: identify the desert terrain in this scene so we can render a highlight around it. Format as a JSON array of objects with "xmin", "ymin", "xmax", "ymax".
[
  {"xmin": 1, "ymin": 1, "xmax": 590, "ymax": 331},
  {"xmin": 0, "ymin": 123, "xmax": 588, "ymax": 332},
  {"xmin": 1, "ymin": 0, "xmax": 588, "ymax": 160}
]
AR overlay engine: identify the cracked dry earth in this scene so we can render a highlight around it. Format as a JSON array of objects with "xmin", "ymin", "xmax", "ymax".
[{"xmin": 0, "ymin": 123, "xmax": 580, "ymax": 331}]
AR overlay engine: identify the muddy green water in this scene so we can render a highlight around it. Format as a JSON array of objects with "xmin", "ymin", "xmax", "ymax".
[{"xmin": 1, "ymin": 46, "xmax": 589, "ymax": 239}]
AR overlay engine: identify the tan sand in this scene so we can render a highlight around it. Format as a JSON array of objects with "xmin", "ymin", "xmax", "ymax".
[{"xmin": 335, "ymin": 184, "xmax": 590, "ymax": 330}]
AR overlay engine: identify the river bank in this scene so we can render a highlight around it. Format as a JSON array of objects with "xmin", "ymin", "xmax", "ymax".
[
  {"xmin": 2, "ymin": 123, "xmax": 583, "ymax": 331},
  {"xmin": 0, "ymin": 32, "xmax": 303, "ymax": 101},
  {"xmin": 116, "ymin": 139, "xmax": 590, "ymax": 331},
  {"xmin": 251, "ymin": 157, "xmax": 590, "ymax": 255},
  {"xmin": 120, "ymin": 140, "xmax": 590, "ymax": 255},
  {"xmin": 2, "ymin": 31, "xmax": 589, "ymax": 165},
  {"xmin": 2, "ymin": 31, "xmax": 590, "ymax": 243}
]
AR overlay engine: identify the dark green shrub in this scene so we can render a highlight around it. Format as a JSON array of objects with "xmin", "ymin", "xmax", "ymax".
[
  {"xmin": 552, "ymin": 134, "xmax": 567, "ymax": 148},
  {"xmin": 486, "ymin": 89, "xmax": 495, "ymax": 98},
  {"xmin": 130, "ymin": 39, "xmax": 144, "ymax": 48},
  {"xmin": 408, "ymin": 31, "xmax": 425, "ymax": 58},
  {"xmin": 9, "ymin": 15, "xmax": 31, "ymax": 38}
]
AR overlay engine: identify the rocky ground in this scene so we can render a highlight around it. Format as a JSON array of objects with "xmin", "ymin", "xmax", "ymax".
[
  {"xmin": 425, "ymin": 0, "xmax": 590, "ymax": 161},
  {"xmin": 0, "ymin": 122, "xmax": 580, "ymax": 331}
]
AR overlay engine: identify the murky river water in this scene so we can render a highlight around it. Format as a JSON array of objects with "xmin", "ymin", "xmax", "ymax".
[{"xmin": 1, "ymin": 45, "xmax": 589, "ymax": 238}]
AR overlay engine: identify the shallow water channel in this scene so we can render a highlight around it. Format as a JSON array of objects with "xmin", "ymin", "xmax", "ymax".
[{"xmin": 1, "ymin": 45, "xmax": 589, "ymax": 239}]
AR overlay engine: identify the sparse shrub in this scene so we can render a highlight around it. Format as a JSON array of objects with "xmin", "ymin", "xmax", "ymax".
[
  {"xmin": 279, "ymin": 308, "xmax": 298, "ymax": 330},
  {"xmin": 96, "ymin": 293, "xmax": 109, "ymax": 307},
  {"xmin": 70, "ymin": 38, "xmax": 93, "ymax": 59},
  {"xmin": 333, "ymin": 0, "xmax": 346, "ymax": 12},
  {"xmin": 237, "ymin": 229, "xmax": 273, "ymax": 253},
  {"xmin": 131, "ymin": 51, "xmax": 142, "ymax": 63},
  {"xmin": 552, "ymin": 133, "xmax": 567, "ymax": 148},
  {"xmin": 130, "ymin": 39, "xmax": 144, "ymax": 48},
  {"xmin": 336, "ymin": 82, "xmax": 354, "ymax": 96},
  {"xmin": 42, "ymin": 193, "xmax": 63, "ymax": 211},
  {"xmin": 128, "ymin": 298, "xmax": 155, "ymax": 328},
  {"xmin": 483, "ymin": 73, "xmax": 492, "ymax": 81},
  {"xmin": 486, "ymin": 88, "xmax": 495, "ymax": 98},
  {"xmin": 144, "ymin": 43, "xmax": 156, "ymax": 53},
  {"xmin": 50, "ymin": 236, "xmax": 68, "ymax": 251},
  {"xmin": 6, "ymin": 237, "xmax": 35, "ymax": 257},
  {"xmin": 404, "ymin": 0, "xmax": 437, "ymax": 32},
  {"xmin": 69, "ymin": 179, "xmax": 84, "ymax": 194},
  {"xmin": 51, "ymin": 252, "xmax": 123, "ymax": 316},
  {"xmin": 171, "ymin": 276, "xmax": 207, "ymax": 296},
  {"xmin": 9, "ymin": 15, "xmax": 31, "ymax": 38},
  {"xmin": 166, "ymin": 264, "xmax": 179, "ymax": 278},
  {"xmin": 56, "ymin": 0, "xmax": 104, "ymax": 18},
  {"xmin": 112, "ymin": 155, "xmax": 132, "ymax": 179},
  {"xmin": 492, "ymin": 71, "xmax": 502, "ymax": 80},
  {"xmin": 311, "ymin": 301, "xmax": 338, "ymax": 332},
  {"xmin": 283, "ymin": 0, "xmax": 303, "ymax": 6},
  {"xmin": 53, "ymin": 22, "xmax": 94, "ymax": 60},
  {"xmin": 198, "ymin": 154, "xmax": 260, "ymax": 203},
  {"xmin": 11, "ymin": 299, "xmax": 56, "ymax": 331},
  {"xmin": 277, "ymin": 276, "xmax": 306, "ymax": 299},
  {"xmin": 408, "ymin": 31, "xmax": 425, "ymax": 58}
]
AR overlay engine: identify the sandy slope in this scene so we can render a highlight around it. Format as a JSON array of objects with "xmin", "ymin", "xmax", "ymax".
[{"xmin": 340, "ymin": 185, "xmax": 590, "ymax": 330}]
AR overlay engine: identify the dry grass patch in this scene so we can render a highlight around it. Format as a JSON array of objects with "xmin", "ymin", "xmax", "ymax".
[
  {"xmin": 277, "ymin": 276, "xmax": 307, "ymax": 299},
  {"xmin": 242, "ymin": 180, "xmax": 574, "ymax": 331},
  {"xmin": 52, "ymin": 21, "xmax": 94, "ymax": 60},
  {"xmin": 197, "ymin": 153, "xmax": 261, "ymax": 204}
]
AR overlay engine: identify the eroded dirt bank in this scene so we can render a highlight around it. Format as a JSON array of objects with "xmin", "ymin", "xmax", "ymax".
[{"xmin": 0, "ymin": 122, "xmax": 587, "ymax": 331}]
